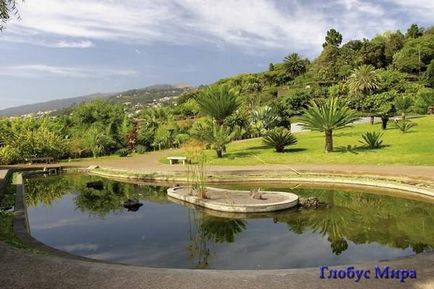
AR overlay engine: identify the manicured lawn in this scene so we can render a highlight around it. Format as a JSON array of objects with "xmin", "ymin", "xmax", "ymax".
[{"xmin": 164, "ymin": 116, "xmax": 434, "ymax": 166}]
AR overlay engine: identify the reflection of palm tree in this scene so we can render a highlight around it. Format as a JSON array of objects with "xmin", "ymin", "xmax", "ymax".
[
  {"xmin": 187, "ymin": 211, "xmax": 247, "ymax": 268},
  {"xmin": 25, "ymin": 177, "xmax": 70, "ymax": 207},
  {"xmin": 201, "ymin": 217, "xmax": 246, "ymax": 243},
  {"xmin": 329, "ymin": 237, "xmax": 348, "ymax": 255}
]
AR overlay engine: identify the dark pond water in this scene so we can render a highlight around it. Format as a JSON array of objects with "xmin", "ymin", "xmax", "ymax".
[{"xmin": 25, "ymin": 174, "xmax": 434, "ymax": 269}]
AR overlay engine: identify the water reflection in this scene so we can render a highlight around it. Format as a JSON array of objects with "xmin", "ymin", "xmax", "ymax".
[{"xmin": 25, "ymin": 174, "xmax": 434, "ymax": 269}]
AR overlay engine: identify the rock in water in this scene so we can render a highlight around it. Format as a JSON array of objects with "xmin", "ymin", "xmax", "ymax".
[
  {"xmin": 123, "ymin": 199, "xmax": 143, "ymax": 212},
  {"xmin": 299, "ymin": 197, "xmax": 321, "ymax": 209}
]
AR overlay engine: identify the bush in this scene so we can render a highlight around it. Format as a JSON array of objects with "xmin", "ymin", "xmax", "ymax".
[
  {"xmin": 394, "ymin": 120, "xmax": 417, "ymax": 133},
  {"xmin": 263, "ymin": 127, "xmax": 297, "ymax": 152},
  {"xmin": 116, "ymin": 148, "xmax": 130, "ymax": 157},
  {"xmin": 134, "ymin": 145, "xmax": 147, "ymax": 154},
  {"xmin": 0, "ymin": 145, "xmax": 21, "ymax": 165},
  {"xmin": 359, "ymin": 131, "xmax": 384, "ymax": 149}
]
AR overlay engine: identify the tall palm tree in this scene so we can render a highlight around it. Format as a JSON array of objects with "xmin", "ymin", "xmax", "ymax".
[
  {"xmin": 347, "ymin": 65, "xmax": 380, "ymax": 124},
  {"xmin": 301, "ymin": 98, "xmax": 359, "ymax": 153},
  {"xmin": 283, "ymin": 53, "xmax": 308, "ymax": 79},
  {"xmin": 195, "ymin": 85, "xmax": 240, "ymax": 125}
]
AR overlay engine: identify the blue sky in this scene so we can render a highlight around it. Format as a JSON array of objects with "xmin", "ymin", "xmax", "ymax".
[{"xmin": 0, "ymin": 0, "xmax": 433, "ymax": 109}]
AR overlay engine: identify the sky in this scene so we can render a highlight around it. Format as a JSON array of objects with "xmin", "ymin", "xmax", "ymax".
[{"xmin": 0, "ymin": 0, "xmax": 433, "ymax": 109}]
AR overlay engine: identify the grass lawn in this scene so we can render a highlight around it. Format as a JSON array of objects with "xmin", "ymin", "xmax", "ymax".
[{"xmin": 164, "ymin": 116, "xmax": 434, "ymax": 166}]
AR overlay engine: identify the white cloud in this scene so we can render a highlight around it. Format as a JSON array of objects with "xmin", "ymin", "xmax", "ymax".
[
  {"xmin": 52, "ymin": 40, "xmax": 94, "ymax": 48},
  {"xmin": 3, "ymin": 0, "xmax": 434, "ymax": 54},
  {"xmin": 0, "ymin": 64, "xmax": 138, "ymax": 78}
]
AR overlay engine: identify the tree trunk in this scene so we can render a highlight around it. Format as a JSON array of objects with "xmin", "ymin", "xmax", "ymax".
[
  {"xmin": 324, "ymin": 129, "xmax": 333, "ymax": 153},
  {"xmin": 216, "ymin": 148, "xmax": 223, "ymax": 158},
  {"xmin": 370, "ymin": 115, "xmax": 375, "ymax": 125},
  {"xmin": 381, "ymin": 115, "xmax": 389, "ymax": 130},
  {"xmin": 276, "ymin": 145, "xmax": 284, "ymax": 153},
  {"xmin": 402, "ymin": 112, "xmax": 406, "ymax": 121}
]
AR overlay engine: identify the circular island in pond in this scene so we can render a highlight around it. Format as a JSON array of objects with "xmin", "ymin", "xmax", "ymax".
[{"xmin": 167, "ymin": 186, "xmax": 299, "ymax": 213}]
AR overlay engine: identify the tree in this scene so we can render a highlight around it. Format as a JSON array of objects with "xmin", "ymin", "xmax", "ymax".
[
  {"xmin": 202, "ymin": 125, "xmax": 239, "ymax": 158},
  {"xmin": 0, "ymin": 0, "xmax": 18, "ymax": 31},
  {"xmin": 347, "ymin": 65, "xmax": 380, "ymax": 95},
  {"xmin": 195, "ymin": 85, "xmax": 240, "ymax": 125},
  {"xmin": 406, "ymin": 24, "xmax": 424, "ymax": 39},
  {"xmin": 323, "ymin": 28, "xmax": 343, "ymax": 48},
  {"xmin": 395, "ymin": 95, "xmax": 413, "ymax": 120},
  {"xmin": 347, "ymin": 65, "xmax": 380, "ymax": 124},
  {"xmin": 426, "ymin": 59, "xmax": 434, "ymax": 87},
  {"xmin": 301, "ymin": 98, "xmax": 359, "ymax": 153},
  {"xmin": 393, "ymin": 35, "xmax": 434, "ymax": 74},
  {"xmin": 283, "ymin": 53, "xmax": 309, "ymax": 79}
]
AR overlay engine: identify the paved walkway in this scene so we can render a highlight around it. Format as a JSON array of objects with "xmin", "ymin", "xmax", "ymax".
[{"xmin": 55, "ymin": 151, "xmax": 434, "ymax": 182}]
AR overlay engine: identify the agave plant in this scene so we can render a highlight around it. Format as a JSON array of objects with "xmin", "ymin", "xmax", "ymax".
[
  {"xmin": 263, "ymin": 127, "xmax": 297, "ymax": 153},
  {"xmin": 394, "ymin": 119, "xmax": 417, "ymax": 133},
  {"xmin": 359, "ymin": 131, "xmax": 384, "ymax": 149}
]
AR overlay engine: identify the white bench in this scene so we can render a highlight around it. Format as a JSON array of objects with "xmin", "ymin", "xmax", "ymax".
[{"xmin": 167, "ymin": 156, "xmax": 187, "ymax": 165}]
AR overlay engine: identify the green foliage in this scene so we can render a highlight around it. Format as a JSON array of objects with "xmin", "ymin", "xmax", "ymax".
[
  {"xmin": 301, "ymin": 97, "xmax": 359, "ymax": 152},
  {"xmin": 0, "ymin": 0, "xmax": 18, "ymax": 30},
  {"xmin": 0, "ymin": 145, "xmax": 21, "ymax": 165},
  {"xmin": 359, "ymin": 131, "xmax": 384, "ymax": 149},
  {"xmin": 195, "ymin": 85, "xmax": 240, "ymax": 125},
  {"xmin": 406, "ymin": 24, "xmax": 424, "ymax": 38},
  {"xmin": 283, "ymin": 53, "xmax": 309, "ymax": 80},
  {"xmin": 263, "ymin": 127, "xmax": 297, "ymax": 152},
  {"xmin": 347, "ymin": 65, "xmax": 380, "ymax": 95},
  {"xmin": 395, "ymin": 95, "xmax": 413, "ymax": 119},
  {"xmin": 116, "ymin": 148, "xmax": 130, "ymax": 157},
  {"xmin": 425, "ymin": 59, "xmax": 434, "ymax": 87},
  {"xmin": 323, "ymin": 28, "xmax": 343, "ymax": 48},
  {"xmin": 134, "ymin": 144, "xmax": 147, "ymax": 154},
  {"xmin": 414, "ymin": 88, "xmax": 434, "ymax": 114},
  {"xmin": 394, "ymin": 120, "xmax": 417, "ymax": 133},
  {"xmin": 249, "ymin": 106, "xmax": 280, "ymax": 137},
  {"xmin": 393, "ymin": 34, "xmax": 434, "ymax": 73},
  {"xmin": 301, "ymin": 98, "xmax": 359, "ymax": 132},
  {"xmin": 201, "ymin": 124, "xmax": 239, "ymax": 158}
]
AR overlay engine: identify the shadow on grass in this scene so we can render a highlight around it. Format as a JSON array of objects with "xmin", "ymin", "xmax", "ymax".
[
  {"xmin": 245, "ymin": 145, "xmax": 270, "ymax": 150},
  {"xmin": 282, "ymin": 148, "xmax": 307, "ymax": 153},
  {"xmin": 225, "ymin": 151, "xmax": 257, "ymax": 159},
  {"xmin": 334, "ymin": 144, "xmax": 390, "ymax": 154}
]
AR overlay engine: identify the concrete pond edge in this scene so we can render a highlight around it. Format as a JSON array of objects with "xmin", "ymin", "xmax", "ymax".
[{"xmin": 167, "ymin": 186, "xmax": 299, "ymax": 213}]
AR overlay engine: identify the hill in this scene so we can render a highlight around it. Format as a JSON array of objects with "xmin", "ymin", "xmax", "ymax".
[{"xmin": 0, "ymin": 84, "xmax": 192, "ymax": 117}]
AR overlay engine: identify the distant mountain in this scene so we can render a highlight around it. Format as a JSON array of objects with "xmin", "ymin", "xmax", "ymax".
[{"xmin": 0, "ymin": 84, "xmax": 192, "ymax": 117}]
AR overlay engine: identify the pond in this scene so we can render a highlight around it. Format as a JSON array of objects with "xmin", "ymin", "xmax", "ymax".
[{"xmin": 24, "ymin": 174, "xmax": 434, "ymax": 269}]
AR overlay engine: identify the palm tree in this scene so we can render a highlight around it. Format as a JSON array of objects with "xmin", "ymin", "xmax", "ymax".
[
  {"xmin": 301, "ymin": 98, "xmax": 359, "ymax": 153},
  {"xmin": 347, "ymin": 65, "xmax": 380, "ymax": 124},
  {"xmin": 395, "ymin": 95, "xmax": 413, "ymax": 121},
  {"xmin": 203, "ymin": 124, "xmax": 239, "ymax": 158},
  {"xmin": 283, "ymin": 53, "xmax": 308, "ymax": 79},
  {"xmin": 195, "ymin": 85, "xmax": 240, "ymax": 125}
]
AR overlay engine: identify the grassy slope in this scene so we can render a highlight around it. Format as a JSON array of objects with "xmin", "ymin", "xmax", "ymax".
[{"xmin": 165, "ymin": 116, "xmax": 434, "ymax": 166}]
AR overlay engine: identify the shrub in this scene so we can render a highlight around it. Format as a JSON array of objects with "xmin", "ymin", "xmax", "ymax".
[
  {"xmin": 134, "ymin": 145, "xmax": 147, "ymax": 154},
  {"xmin": 116, "ymin": 148, "xmax": 130, "ymax": 157},
  {"xmin": 263, "ymin": 127, "xmax": 297, "ymax": 152},
  {"xmin": 359, "ymin": 131, "xmax": 384, "ymax": 149},
  {"xmin": 394, "ymin": 120, "xmax": 417, "ymax": 133},
  {"xmin": 0, "ymin": 145, "xmax": 21, "ymax": 165}
]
